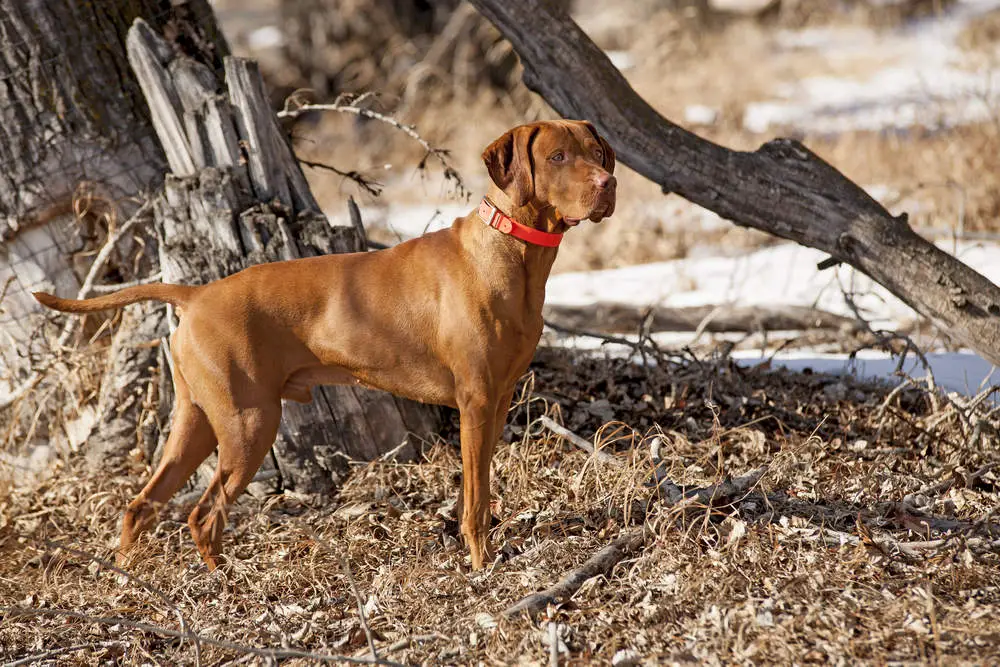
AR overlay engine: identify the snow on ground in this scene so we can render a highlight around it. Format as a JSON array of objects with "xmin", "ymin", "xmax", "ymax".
[
  {"xmin": 742, "ymin": 0, "xmax": 1000, "ymax": 133},
  {"xmin": 545, "ymin": 240, "xmax": 1000, "ymax": 396},
  {"xmin": 546, "ymin": 240, "xmax": 1000, "ymax": 330},
  {"xmin": 326, "ymin": 201, "xmax": 470, "ymax": 241}
]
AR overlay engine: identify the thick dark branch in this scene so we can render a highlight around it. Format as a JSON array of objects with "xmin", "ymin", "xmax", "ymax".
[{"xmin": 467, "ymin": 0, "xmax": 1000, "ymax": 366}]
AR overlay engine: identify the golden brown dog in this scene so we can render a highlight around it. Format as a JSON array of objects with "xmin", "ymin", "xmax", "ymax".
[{"xmin": 34, "ymin": 119, "xmax": 617, "ymax": 571}]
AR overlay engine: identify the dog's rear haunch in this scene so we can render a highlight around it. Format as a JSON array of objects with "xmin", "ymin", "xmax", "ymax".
[{"xmin": 35, "ymin": 120, "xmax": 617, "ymax": 571}]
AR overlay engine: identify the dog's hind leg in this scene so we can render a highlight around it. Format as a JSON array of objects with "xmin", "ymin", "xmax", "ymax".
[
  {"xmin": 118, "ymin": 369, "xmax": 217, "ymax": 566},
  {"xmin": 186, "ymin": 398, "xmax": 282, "ymax": 570}
]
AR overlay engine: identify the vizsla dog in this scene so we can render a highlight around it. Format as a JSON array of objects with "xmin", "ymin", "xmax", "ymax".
[{"xmin": 34, "ymin": 119, "xmax": 617, "ymax": 571}]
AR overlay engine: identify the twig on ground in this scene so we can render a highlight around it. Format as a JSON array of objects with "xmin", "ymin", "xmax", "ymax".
[
  {"xmin": 340, "ymin": 553, "xmax": 379, "ymax": 662},
  {"xmin": 537, "ymin": 415, "xmax": 621, "ymax": 466},
  {"xmin": 0, "ymin": 607, "xmax": 406, "ymax": 667},
  {"xmin": 42, "ymin": 539, "xmax": 201, "ymax": 666},
  {"xmin": 785, "ymin": 524, "xmax": 1000, "ymax": 558},
  {"xmin": 5, "ymin": 640, "xmax": 127, "ymax": 667},
  {"xmin": 649, "ymin": 465, "xmax": 769, "ymax": 509},
  {"xmin": 306, "ymin": 530, "xmax": 379, "ymax": 661},
  {"xmin": 381, "ymin": 633, "xmax": 450, "ymax": 655},
  {"xmin": 503, "ymin": 529, "xmax": 644, "ymax": 618}
]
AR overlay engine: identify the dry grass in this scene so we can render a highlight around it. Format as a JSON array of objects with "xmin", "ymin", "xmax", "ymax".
[
  {"xmin": 3, "ymin": 345, "xmax": 999, "ymax": 664},
  {"xmin": 4, "ymin": 4, "xmax": 1000, "ymax": 664}
]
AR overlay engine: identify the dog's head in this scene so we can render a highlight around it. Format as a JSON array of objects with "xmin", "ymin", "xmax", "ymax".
[{"xmin": 482, "ymin": 120, "xmax": 617, "ymax": 226}]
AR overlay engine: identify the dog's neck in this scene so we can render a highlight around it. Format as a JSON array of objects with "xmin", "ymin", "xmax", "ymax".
[{"xmin": 458, "ymin": 187, "xmax": 564, "ymax": 311}]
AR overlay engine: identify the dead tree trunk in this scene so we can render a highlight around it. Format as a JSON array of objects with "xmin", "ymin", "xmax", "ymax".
[
  {"xmin": 0, "ymin": 0, "xmax": 227, "ymax": 462},
  {"xmin": 468, "ymin": 0, "xmax": 1000, "ymax": 367},
  {"xmin": 126, "ymin": 20, "xmax": 441, "ymax": 495}
]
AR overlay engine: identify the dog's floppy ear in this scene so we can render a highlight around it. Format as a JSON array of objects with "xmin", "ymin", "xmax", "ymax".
[
  {"xmin": 581, "ymin": 121, "xmax": 616, "ymax": 174},
  {"xmin": 482, "ymin": 125, "xmax": 537, "ymax": 207}
]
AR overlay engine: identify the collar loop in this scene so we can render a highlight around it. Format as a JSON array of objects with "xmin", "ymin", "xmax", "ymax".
[{"xmin": 477, "ymin": 197, "xmax": 563, "ymax": 248}]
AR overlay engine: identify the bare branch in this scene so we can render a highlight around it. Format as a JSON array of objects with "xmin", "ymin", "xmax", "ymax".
[
  {"xmin": 297, "ymin": 156, "xmax": 383, "ymax": 197},
  {"xmin": 503, "ymin": 529, "xmax": 644, "ymax": 618},
  {"xmin": 6, "ymin": 640, "xmax": 127, "ymax": 667},
  {"xmin": 278, "ymin": 95, "xmax": 466, "ymax": 197}
]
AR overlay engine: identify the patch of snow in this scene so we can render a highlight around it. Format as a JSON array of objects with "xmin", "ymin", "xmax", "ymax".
[
  {"xmin": 731, "ymin": 350, "xmax": 996, "ymax": 396},
  {"xmin": 710, "ymin": 0, "xmax": 776, "ymax": 12},
  {"xmin": 684, "ymin": 104, "xmax": 721, "ymax": 126},
  {"xmin": 744, "ymin": 0, "xmax": 1000, "ymax": 133},
  {"xmin": 325, "ymin": 202, "xmax": 470, "ymax": 241},
  {"xmin": 545, "ymin": 240, "xmax": 1000, "ymax": 395},
  {"xmin": 605, "ymin": 50, "xmax": 635, "ymax": 72},
  {"xmin": 546, "ymin": 239, "xmax": 1000, "ymax": 328},
  {"xmin": 247, "ymin": 26, "xmax": 284, "ymax": 50}
]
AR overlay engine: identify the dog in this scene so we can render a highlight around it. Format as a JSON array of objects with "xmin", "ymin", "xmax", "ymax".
[{"xmin": 34, "ymin": 119, "xmax": 617, "ymax": 571}]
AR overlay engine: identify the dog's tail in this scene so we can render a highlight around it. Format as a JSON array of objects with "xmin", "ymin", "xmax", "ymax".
[{"xmin": 33, "ymin": 283, "xmax": 198, "ymax": 314}]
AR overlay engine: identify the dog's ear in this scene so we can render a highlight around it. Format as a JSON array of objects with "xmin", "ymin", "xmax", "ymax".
[
  {"xmin": 482, "ymin": 125, "xmax": 537, "ymax": 207},
  {"xmin": 581, "ymin": 121, "xmax": 616, "ymax": 174}
]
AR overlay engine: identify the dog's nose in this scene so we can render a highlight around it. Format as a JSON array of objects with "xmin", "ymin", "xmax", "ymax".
[{"xmin": 593, "ymin": 172, "xmax": 616, "ymax": 189}]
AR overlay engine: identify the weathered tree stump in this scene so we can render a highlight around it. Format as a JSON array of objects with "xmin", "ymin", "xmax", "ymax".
[{"xmin": 126, "ymin": 19, "xmax": 441, "ymax": 495}]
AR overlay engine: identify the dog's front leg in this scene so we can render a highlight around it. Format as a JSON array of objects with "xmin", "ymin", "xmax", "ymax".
[{"xmin": 457, "ymin": 389, "xmax": 499, "ymax": 570}]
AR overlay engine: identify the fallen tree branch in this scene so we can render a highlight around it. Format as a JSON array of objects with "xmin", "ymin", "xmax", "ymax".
[
  {"xmin": 544, "ymin": 303, "xmax": 861, "ymax": 336},
  {"xmin": 787, "ymin": 524, "xmax": 1000, "ymax": 558},
  {"xmin": 503, "ymin": 529, "xmax": 644, "ymax": 618},
  {"xmin": 467, "ymin": 0, "xmax": 1000, "ymax": 366}
]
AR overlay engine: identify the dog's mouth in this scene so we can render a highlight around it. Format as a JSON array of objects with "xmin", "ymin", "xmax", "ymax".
[
  {"xmin": 559, "ymin": 189, "xmax": 615, "ymax": 227},
  {"xmin": 562, "ymin": 202, "xmax": 611, "ymax": 226}
]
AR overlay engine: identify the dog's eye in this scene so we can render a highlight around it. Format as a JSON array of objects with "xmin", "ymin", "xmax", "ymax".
[
  {"xmin": 550, "ymin": 152, "xmax": 565, "ymax": 163},
  {"xmin": 594, "ymin": 149, "xmax": 604, "ymax": 162}
]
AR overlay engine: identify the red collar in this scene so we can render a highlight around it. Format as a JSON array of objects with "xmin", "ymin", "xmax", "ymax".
[{"xmin": 477, "ymin": 197, "xmax": 563, "ymax": 248}]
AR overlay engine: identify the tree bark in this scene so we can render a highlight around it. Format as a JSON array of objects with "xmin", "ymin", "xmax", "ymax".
[
  {"xmin": 127, "ymin": 20, "xmax": 441, "ymax": 495},
  {"xmin": 0, "ymin": 0, "xmax": 227, "ymax": 462},
  {"xmin": 467, "ymin": 0, "xmax": 1000, "ymax": 367}
]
